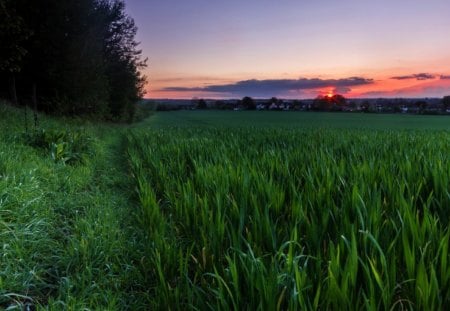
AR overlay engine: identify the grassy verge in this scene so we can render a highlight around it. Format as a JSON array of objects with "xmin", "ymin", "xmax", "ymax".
[{"xmin": 0, "ymin": 104, "xmax": 150, "ymax": 310}]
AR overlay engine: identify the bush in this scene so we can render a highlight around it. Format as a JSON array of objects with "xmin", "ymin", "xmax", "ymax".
[{"xmin": 25, "ymin": 129, "xmax": 93, "ymax": 165}]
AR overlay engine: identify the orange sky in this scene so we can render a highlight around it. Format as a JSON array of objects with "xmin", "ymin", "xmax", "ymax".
[
  {"xmin": 125, "ymin": 0, "xmax": 450, "ymax": 99},
  {"xmin": 149, "ymin": 74, "xmax": 450, "ymax": 99}
]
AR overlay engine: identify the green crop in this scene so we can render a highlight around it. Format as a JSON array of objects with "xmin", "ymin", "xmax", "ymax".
[
  {"xmin": 127, "ymin": 125, "xmax": 450, "ymax": 310},
  {"xmin": 2, "ymin": 103, "xmax": 449, "ymax": 310}
]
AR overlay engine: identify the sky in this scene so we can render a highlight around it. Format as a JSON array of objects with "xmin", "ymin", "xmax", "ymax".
[{"xmin": 124, "ymin": 0, "xmax": 450, "ymax": 99}]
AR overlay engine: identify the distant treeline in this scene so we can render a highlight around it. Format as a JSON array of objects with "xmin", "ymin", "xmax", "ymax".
[
  {"xmin": 154, "ymin": 95, "xmax": 450, "ymax": 114},
  {"xmin": 0, "ymin": 0, "xmax": 146, "ymax": 121}
]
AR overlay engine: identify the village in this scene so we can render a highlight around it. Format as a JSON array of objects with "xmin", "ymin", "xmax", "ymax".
[{"xmin": 153, "ymin": 96, "xmax": 450, "ymax": 114}]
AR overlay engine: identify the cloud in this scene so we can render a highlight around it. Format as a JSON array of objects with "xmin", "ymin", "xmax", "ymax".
[
  {"xmin": 161, "ymin": 77, "xmax": 374, "ymax": 97},
  {"xmin": 361, "ymin": 79, "xmax": 450, "ymax": 98},
  {"xmin": 153, "ymin": 76, "xmax": 231, "ymax": 83},
  {"xmin": 333, "ymin": 86, "xmax": 352, "ymax": 94},
  {"xmin": 440, "ymin": 75, "xmax": 450, "ymax": 80},
  {"xmin": 391, "ymin": 73, "xmax": 436, "ymax": 80}
]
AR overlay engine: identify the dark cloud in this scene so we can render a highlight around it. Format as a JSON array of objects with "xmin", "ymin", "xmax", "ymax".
[
  {"xmin": 163, "ymin": 86, "xmax": 204, "ymax": 92},
  {"xmin": 361, "ymin": 84, "xmax": 450, "ymax": 98},
  {"xmin": 391, "ymin": 73, "xmax": 436, "ymax": 80},
  {"xmin": 440, "ymin": 75, "xmax": 450, "ymax": 80},
  {"xmin": 162, "ymin": 77, "xmax": 374, "ymax": 97},
  {"xmin": 333, "ymin": 86, "xmax": 352, "ymax": 94}
]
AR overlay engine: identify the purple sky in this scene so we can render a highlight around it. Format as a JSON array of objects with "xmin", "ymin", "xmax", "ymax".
[{"xmin": 125, "ymin": 0, "xmax": 450, "ymax": 99}]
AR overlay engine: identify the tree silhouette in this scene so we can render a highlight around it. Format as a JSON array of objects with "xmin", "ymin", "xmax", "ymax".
[
  {"xmin": 0, "ymin": 0, "xmax": 147, "ymax": 121},
  {"xmin": 242, "ymin": 96, "xmax": 256, "ymax": 110},
  {"xmin": 0, "ymin": 0, "xmax": 30, "ymax": 104},
  {"xmin": 443, "ymin": 96, "xmax": 450, "ymax": 112},
  {"xmin": 196, "ymin": 98, "xmax": 207, "ymax": 109},
  {"xmin": 313, "ymin": 94, "xmax": 346, "ymax": 111}
]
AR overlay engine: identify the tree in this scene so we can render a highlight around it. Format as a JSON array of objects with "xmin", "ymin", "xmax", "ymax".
[
  {"xmin": 443, "ymin": 96, "xmax": 450, "ymax": 112},
  {"xmin": 196, "ymin": 98, "xmax": 207, "ymax": 109},
  {"xmin": 0, "ymin": 0, "xmax": 30, "ymax": 104},
  {"xmin": 361, "ymin": 100, "xmax": 370, "ymax": 112},
  {"xmin": 415, "ymin": 100, "xmax": 427, "ymax": 114},
  {"xmin": 313, "ymin": 95, "xmax": 330, "ymax": 111},
  {"xmin": 96, "ymin": 0, "xmax": 147, "ymax": 121},
  {"xmin": 292, "ymin": 100, "xmax": 302, "ymax": 110},
  {"xmin": 313, "ymin": 94, "xmax": 346, "ymax": 111},
  {"xmin": 0, "ymin": 0, "xmax": 147, "ymax": 121},
  {"xmin": 331, "ymin": 94, "xmax": 346, "ymax": 106},
  {"xmin": 242, "ymin": 96, "xmax": 255, "ymax": 110}
]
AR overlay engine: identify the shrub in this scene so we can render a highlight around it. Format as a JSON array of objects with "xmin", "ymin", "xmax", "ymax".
[{"xmin": 25, "ymin": 129, "xmax": 93, "ymax": 165}]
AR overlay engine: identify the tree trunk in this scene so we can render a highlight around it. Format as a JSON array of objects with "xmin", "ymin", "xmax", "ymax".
[
  {"xmin": 23, "ymin": 104, "xmax": 28, "ymax": 133},
  {"xmin": 32, "ymin": 82, "xmax": 38, "ymax": 129},
  {"xmin": 8, "ymin": 74, "xmax": 18, "ymax": 105}
]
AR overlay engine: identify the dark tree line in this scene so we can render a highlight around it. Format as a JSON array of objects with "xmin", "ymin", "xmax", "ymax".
[{"xmin": 0, "ymin": 0, "xmax": 146, "ymax": 121}]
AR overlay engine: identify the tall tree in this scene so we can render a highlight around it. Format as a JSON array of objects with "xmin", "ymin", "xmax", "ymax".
[
  {"xmin": 0, "ymin": 0, "xmax": 30, "ymax": 104},
  {"xmin": 0, "ymin": 0, "xmax": 146, "ymax": 120},
  {"xmin": 17, "ymin": 0, "xmax": 109, "ymax": 114},
  {"xmin": 96, "ymin": 0, "xmax": 147, "ymax": 121},
  {"xmin": 242, "ymin": 96, "xmax": 256, "ymax": 110}
]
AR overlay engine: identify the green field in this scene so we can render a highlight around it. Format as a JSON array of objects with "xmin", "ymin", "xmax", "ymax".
[
  {"xmin": 148, "ymin": 110, "xmax": 450, "ymax": 130},
  {"xmin": 128, "ymin": 111, "xmax": 450, "ymax": 309},
  {"xmin": 1, "ymin": 106, "xmax": 450, "ymax": 309}
]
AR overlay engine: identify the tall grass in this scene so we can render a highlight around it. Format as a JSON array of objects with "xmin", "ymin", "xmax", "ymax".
[
  {"xmin": 127, "ymin": 127, "xmax": 450, "ymax": 309},
  {"xmin": 0, "ymin": 104, "xmax": 150, "ymax": 310}
]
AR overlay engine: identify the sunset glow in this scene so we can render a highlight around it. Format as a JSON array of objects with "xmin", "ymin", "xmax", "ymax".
[{"xmin": 124, "ymin": 0, "xmax": 450, "ymax": 99}]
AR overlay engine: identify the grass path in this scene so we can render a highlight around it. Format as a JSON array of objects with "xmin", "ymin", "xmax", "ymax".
[{"xmin": 44, "ymin": 130, "xmax": 151, "ymax": 310}]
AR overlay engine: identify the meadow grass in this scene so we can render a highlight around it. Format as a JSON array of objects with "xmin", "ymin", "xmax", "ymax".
[{"xmin": 127, "ymin": 112, "xmax": 450, "ymax": 309}]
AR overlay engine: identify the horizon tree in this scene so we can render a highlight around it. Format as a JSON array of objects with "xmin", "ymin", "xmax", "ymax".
[
  {"xmin": 443, "ymin": 95, "xmax": 450, "ymax": 112},
  {"xmin": 242, "ymin": 96, "xmax": 255, "ymax": 110},
  {"xmin": 313, "ymin": 94, "xmax": 346, "ymax": 111}
]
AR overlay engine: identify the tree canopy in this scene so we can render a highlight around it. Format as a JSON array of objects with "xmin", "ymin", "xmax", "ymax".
[
  {"xmin": 242, "ymin": 96, "xmax": 256, "ymax": 110},
  {"xmin": 443, "ymin": 96, "xmax": 450, "ymax": 110},
  {"xmin": 0, "ymin": 0, "xmax": 146, "ymax": 121},
  {"xmin": 313, "ymin": 94, "xmax": 346, "ymax": 111}
]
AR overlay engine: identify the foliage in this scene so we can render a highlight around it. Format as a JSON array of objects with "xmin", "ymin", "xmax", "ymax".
[
  {"xmin": 242, "ymin": 96, "xmax": 256, "ymax": 110},
  {"xmin": 196, "ymin": 98, "xmax": 207, "ymax": 109},
  {"xmin": 0, "ymin": 0, "xmax": 30, "ymax": 73},
  {"xmin": 132, "ymin": 100, "xmax": 156, "ymax": 122},
  {"xmin": 443, "ymin": 95, "xmax": 450, "ymax": 110},
  {"xmin": 313, "ymin": 94, "xmax": 346, "ymax": 111},
  {"xmin": 0, "ymin": 0, "xmax": 146, "ymax": 120},
  {"xmin": 24, "ymin": 128, "xmax": 93, "ymax": 164}
]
